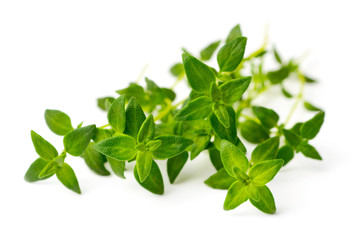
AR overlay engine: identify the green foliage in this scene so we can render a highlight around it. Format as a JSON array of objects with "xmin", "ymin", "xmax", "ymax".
[
  {"xmin": 174, "ymin": 96, "xmax": 213, "ymax": 121},
  {"xmin": 94, "ymin": 135, "xmax": 138, "ymax": 161},
  {"xmin": 25, "ymin": 24, "xmax": 325, "ymax": 214},
  {"xmin": 124, "ymin": 97, "xmax": 146, "ymax": 139},
  {"xmin": 240, "ymin": 120, "xmax": 269, "ymax": 143},
  {"xmin": 81, "ymin": 142, "xmax": 110, "ymax": 176},
  {"xmin": 219, "ymin": 77, "xmax": 251, "ymax": 104},
  {"xmin": 24, "ymin": 158, "xmax": 52, "ymax": 182},
  {"xmin": 220, "ymin": 140, "xmax": 249, "ymax": 177},
  {"xmin": 31, "ymin": 130, "xmax": 58, "ymax": 161},
  {"xmin": 167, "ymin": 151, "xmax": 188, "ymax": 183},
  {"xmin": 107, "ymin": 95, "xmax": 126, "ymax": 133},
  {"xmin": 252, "ymin": 106, "xmax": 279, "ymax": 129},
  {"xmin": 217, "ymin": 37, "xmax": 247, "ymax": 72},
  {"xmin": 56, "ymin": 163, "xmax": 81, "ymax": 194},
  {"xmin": 45, "ymin": 109, "xmax": 74, "ymax": 136},
  {"xmin": 251, "ymin": 137, "xmax": 280, "ymax": 164},
  {"xmin": 63, "ymin": 125, "xmax": 96, "ymax": 156},
  {"xmin": 182, "ymin": 54, "xmax": 215, "ymax": 93},
  {"xmin": 226, "ymin": 24, "xmax": 242, "ymax": 43},
  {"xmin": 134, "ymin": 160, "xmax": 164, "ymax": 195},
  {"xmin": 152, "ymin": 136, "xmax": 193, "ymax": 159},
  {"xmin": 200, "ymin": 40, "xmax": 221, "ymax": 61},
  {"xmin": 300, "ymin": 111, "xmax": 325, "ymax": 140}
]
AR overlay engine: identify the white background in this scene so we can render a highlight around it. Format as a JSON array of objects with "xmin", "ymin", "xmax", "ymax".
[{"xmin": 1, "ymin": 0, "xmax": 361, "ymax": 239}]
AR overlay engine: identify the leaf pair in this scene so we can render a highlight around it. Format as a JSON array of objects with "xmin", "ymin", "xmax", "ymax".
[
  {"xmin": 25, "ymin": 131, "xmax": 81, "ymax": 194},
  {"xmin": 94, "ymin": 98, "xmax": 193, "ymax": 185},
  {"xmin": 205, "ymin": 139, "xmax": 283, "ymax": 214},
  {"xmin": 282, "ymin": 111, "xmax": 325, "ymax": 161},
  {"xmin": 240, "ymin": 106, "xmax": 279, "ymax": 144},
  {"xmin": 45, "ymin": 109, "xmax": 96, "ymax": 157},
  {"xmin": 175, "ymin": 74, "xmax": 251, "ymax": 128}
]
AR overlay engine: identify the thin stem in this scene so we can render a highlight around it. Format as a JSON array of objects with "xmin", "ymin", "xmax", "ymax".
[
  {"xmin": 171, "ymin": 74, "xmax": 185, "ymax": 90},
  {"xmin": 284, "ymin": 70, "xmax": 305, "ymax": 126},
  {"xmin": 135, "ymin": 63, "xmax": 149, "ymax": 84},
  {"xmin": 99, "ymin": 123, "xmax": 110, "ymax": 129},
  {"xmin": 154, "ymin": 98, "xmax": 186, "ymax": 121}
]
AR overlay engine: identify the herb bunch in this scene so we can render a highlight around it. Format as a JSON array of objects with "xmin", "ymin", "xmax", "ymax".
[{"xmin": 25, "ymin": 24, "xmax": 325, "ymax": 214}]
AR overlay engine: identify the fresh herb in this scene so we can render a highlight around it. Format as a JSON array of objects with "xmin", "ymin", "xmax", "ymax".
[{"xmin": 25, "ymin": 24, "xmax": 325, "ymax": 214}]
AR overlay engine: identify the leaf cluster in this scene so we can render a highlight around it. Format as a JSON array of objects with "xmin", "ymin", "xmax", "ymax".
[{"xmin": 25, "ymin": 24, "xmax": 325, "ymax": 214}]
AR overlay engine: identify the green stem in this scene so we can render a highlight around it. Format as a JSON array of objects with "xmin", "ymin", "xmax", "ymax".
[
  {"xmin": 135, "ymin": 63, "xmax": 149, "ymax": 84},
  {"xmin": 284, "ymin": 70, "xmax": 305, "ymax": 126},
  {"xmin": 154, "ymin": 98, "xmax": 186, "ymax": 121},
  {"xmin": 99, "ymin": 123, "xmax": 110, "ymax": 129}
]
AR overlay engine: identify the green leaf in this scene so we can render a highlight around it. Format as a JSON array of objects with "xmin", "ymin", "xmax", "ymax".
[
  {"xmin": 220, "ymin": 140, "xmax": 249, "ymax": 177},
  {"xmin": 44, "ymin": 109, "xmax": 73, "ymax": 136},
  {"xmin": 235, "ymin": 137, "xmax": 247, "ymax": 153},
  {"xmin": 204, "ymin": 168, "xmax": 236, "ymax": 190},
  {"xmin": 145, "ymin": 140, "xmax": 162, "ymax": 152},
  {"xmin": 134, "ymin": 160, "xmax": 164, "ymax": 195},
  {"xmin": 276, "ymin": 145, "xmax": 294, "ymax": 166},
  {"xmin": 210, "ymin": 82, "xmax": 221, "ymax": 102},
  {"xmin": 124, "ymin": 97, "xmax": 146, "ymax": 139},
  {"xmin": 97, "ymin": 97, "xmax": 115, "ymax": 111},
  {"xmin": 24, "ymin": 158, "xmax": 53, "ymax": 182},
  {"xmin": 249, "ymin": 159, "xmax": 284, "ymax": 185},
  {"xmin": 94, "ymin": 135, "xmax": 137, "ymax": 161},
  {"xmin": 290, "ymin": 122, "xmax": 303, "ymax": 134},
  {"xmin": 252, "ymin": 106, "xmax": 279, "ymax": 129},
  {"xmin": 182, "ymin": 54, "xmax": 215, "ymax": 93},
  {"xmin": 281, "ymin": 87, "xmax": 293, "ymax": 98},
  {"xmin": 81, "ymin": 142, "xmax": 110, "ymax": 176},
  {"xmin": 104, "ymin": 99, "xmax": 112, "ymax": 111},
  {"xmin": 116, "ymin": 83, "xmax": 148, "ymax": 106},
  {"xmin": 174, "ymin": 96, "xmax": 212, "ymax": 121},
  {"xmin": 298, "ymin": 143, "xmax": 322, "ymax": 160},
  {"xmin": 152, "ymin": 135, "xmax": 193, "ymax": 159},
  {"xmin": 219, "ymin": 76, "xmax": 251, "ymax": 104},
  {"xmin": 208, "ymin": 147, "xmax": 223, "ymax": 170},
  {"xmin": 251, "ymin": 137, "xmax": 280, "ymax": 164},
  {"xmin": 56, "ymin": 163, "xmax": 81, "ymax": 194},
  {"xmin": 92, "ymin": 128, "xmax": 114, "ymax": 143},
  {"xmin": 209, "ymin": 106, "xmax": 237, "ymax": 144},
  {"xmin": 240, "ymin": 120, "xmax": 269, "ymax": 144},
  {"xmin": 304, "ymin": 75, "xmax": 317, "ymax": 83},
  {"xmin": 273, "ymin": 48, "xmax": 283, "ymax": 64},
  {"xmin": 217, "ymin": 37, "xmax": 247, "ymax": 72},
  {"xmin": 213, "ymin": 103, "xmax": 230, "ymax": 128},
  {"xmin": 145, "ymin": 78, "xmax": 171, "ymax": 111},
  {"xmin": 267, "ymin": 66, "xmax": 291, "ymax": 84},
  {"xmin": 136, "ymin": 151, "xmax": 153, "ymax": 182},
  {"xmin": 161, "ymin": 88, "xmax": 176, "ymax": 101},
  {"xmin": 246, "ymin": 184, "xmax": 260, "ymax": 202},
  {"xmin": 63, "ymin": 125, "xmax": 96, "ymax": 156},
  {"xmin": 31, "ymin": 130, "xmax": 58, "ymax": 161},
  {"xmin": 170, "ymin": 63, "xmax": 184, "ymax": 77},
  {"xmin": 107, "ymin": 95, "xmax": 126, "ymax": 133},
  {"xmin": 304, "ymin": 101, "xmax": 322, "ymax": 112},
  {"xmin": 107, "ymin": 156, "xmax": 126, "ymax": 179},
  {"xmin": 137, "ymin": 114, "xmax": 155, "ymax": 143},
  {"xmin": 167, "ymin": 151, "xmax": 188, "ymax": 184},
  {"xmin": 300, "ymin": 111, "xmax": 325, "ymax": 140},
  {"xmin": 189, "ymin": 135, "xmax": 210, "ymax": 160},
  {"xmin": 232, "ymin": 167, "xmax": 249, "ymax": 182},
  {"xmin": 249, "ymin": 185, "xmax": 276, "ymax": 214},
  {"xmin": 226, "ymin": 24, "xmax": 242, "ymax": 43},
  {"xmin": 38, "ymin": 161, "xmax": 57, "ymax": 179},
  {"xmin": 200, "ymin": 40, "xmax": 221, "ymax": 61},
  {"xmin": 223, "ymin": 181, "xmax": 248, "ymax": 211},
  {"xmin": 282, "ymin": 129, "xmax": 301, "ymax": 147}
]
